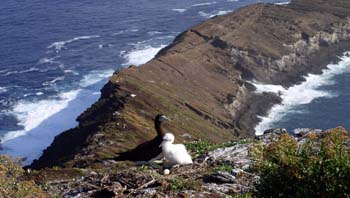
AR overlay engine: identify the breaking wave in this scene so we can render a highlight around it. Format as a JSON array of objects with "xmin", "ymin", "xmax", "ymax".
[
  {"xmin": 121, "ymin": 45, "xmax": 166, "ymax": 66},
  {"xmin": 0, "ymin": 69, "xmax": 113, "ymax": 164},
  {"xmin": 254, "ymin": 52, "xmax": 350, "ymax": 135},
  {"xmin": 172, "ymin": 8, "xmax": 187, "ymax": 13},
  {"xmin": 0, "ymin": 38, "xmax": 167, "ymax": 164},
  {"xmin": 199, "ymin": 10, "xmax": 232, "ymax": 18},
  {"xmin": 47, "ymin": 35, "xmax": 101, "ymax": 51},
  {"xmin": 191, "ymin": 2, "xmax": 217, "ymax": 7}
]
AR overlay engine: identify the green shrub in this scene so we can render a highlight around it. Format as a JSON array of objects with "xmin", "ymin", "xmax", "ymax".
[
  {"xmin": 186, "ymin": 139, "xmax": 250, "ymax": 157},
  {"xmin": 232, "ymin": 192, "xmax": 253, "ymax": 198},
  {"xmin": 0, "ymin": 155, "xmax": 46, "ymax": 198},
  {"xmin": 212, "ymin": 164, "xmax": 233, "ymax": 173},
  {"xmin": 168, "ymin": 178, "xmax": 200, "ymax": 191},
  {"xmin": 251, "ymin": 128, "xmax": 350, "ymax": 197}
]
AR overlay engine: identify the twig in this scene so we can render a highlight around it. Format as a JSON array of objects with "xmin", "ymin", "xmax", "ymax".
[
  {"xmin": 101, "ymin": 174, "xmax": 109, "ymax": 183},
  {"xmin": 126, "ymin": 178, "xmax": 156, "ymax": 197},
  {"xmin": 84, "ymin": 183, "xmax": 101, "ymax": 189}
]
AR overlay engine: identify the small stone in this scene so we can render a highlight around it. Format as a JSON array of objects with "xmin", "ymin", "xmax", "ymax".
[
  {"xmin": 181, "ymin": 133, "xmax": 193, "ymax": 139},
  {"xmin": 241, "ymin": 164, "xmax": 250, "ymax": 170},
  {"xmin": 263, "ymin": 128, "xmax": 288, "ymax": 135},
  {"xmin": 112, "ymin": 111, "xmax": 120, "ymax": 116},
  {"xmin": 345, "ymin": 140, "xmax": 350, "ymax": 147},
  {"xmin": 206, "ymin": 171, "xmax": 236, "ymax": 183},
  {"xmin": 90, "ymin": 171, "xmax": 98, "ymax": 176},
  {"xmin": 297, "ymin": 138, "xmax": 308, "ymax": 146},
  {"xmin": 231, "ymin": 168, "xmax": 244, "ymax": 177}
]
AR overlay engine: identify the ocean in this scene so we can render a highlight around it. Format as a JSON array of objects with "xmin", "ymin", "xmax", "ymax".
[
  {"xmin": 1, "ymin": 0, "xmax": 348, "ymax": 164},
  {"xmin": 254, "ymin": 53, "xmax": 350, "ymax": 134}
]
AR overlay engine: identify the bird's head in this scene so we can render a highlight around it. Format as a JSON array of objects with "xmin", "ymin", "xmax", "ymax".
[
  {"xmin": 155, "ymin": 114, "xmax": 170, "ymax": 123},
  {"xmin": 159, "ymin": 133, "xmax": 175, "ymax": 147}
]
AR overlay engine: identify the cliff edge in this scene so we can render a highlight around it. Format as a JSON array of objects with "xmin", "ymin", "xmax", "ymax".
[{"xmin": 31, "ymin": 0, "xmax": 350, "ymax": 169}]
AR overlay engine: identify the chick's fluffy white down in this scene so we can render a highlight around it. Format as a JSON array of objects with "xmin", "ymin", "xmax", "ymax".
[{"xmin": 162, "ymin": 142, "xmax": 193, "ymax": 166}]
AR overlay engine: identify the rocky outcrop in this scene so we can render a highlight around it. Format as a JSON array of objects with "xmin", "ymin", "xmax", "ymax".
[
  {"xmin": 40, "ymin": 127, "xmax": 349, "ymax": 197},
  {"xmin": 30, "ymin": 0, "xmax": 350, "ymax": 169}
]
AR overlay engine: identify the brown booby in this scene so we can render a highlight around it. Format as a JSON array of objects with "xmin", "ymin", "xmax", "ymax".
[{"xmin": 114, "ymin": 114, "xmax": 169, "ymax": 162}]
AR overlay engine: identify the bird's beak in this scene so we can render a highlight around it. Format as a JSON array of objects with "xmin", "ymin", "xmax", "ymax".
[
  {"xmin": 159, "ymin": 141, "xmax": 165, "ymax": 148},
  {"xmin": 160, "ymin": 115, "xmax": 170, "ymax": 122}
]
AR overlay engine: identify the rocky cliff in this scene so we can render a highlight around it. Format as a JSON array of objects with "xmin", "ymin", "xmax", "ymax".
[
  {"xmin": 34, "ymin": 127, "xmax": 350, "ymax": 197},
  {"xmin": 31, "ymin": 0, "xmax": 350, "ymax": 169}
]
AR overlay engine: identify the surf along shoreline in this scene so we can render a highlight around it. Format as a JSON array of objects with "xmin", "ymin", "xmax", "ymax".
[{"xmin": 27, "ymin": 0, "xmax": 350, "ymax": 169}]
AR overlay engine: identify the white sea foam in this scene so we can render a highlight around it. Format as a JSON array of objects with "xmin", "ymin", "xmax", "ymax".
[
  {"xmin": 254, "ymin": 52, "xmax": 350, "ymax": 135},
  {"xmin": 79, "ymin": 70, "xmax": 113, "ymax": 87},
  {"xmin": 63, "ymin": 69, "xmax": 79, "ymax": 75},
  {"xmin": 1, "ymin": 32, "xmax": 169, "ymax": 164},
  {"xmin": 98, "ymin": 44, "xmax": 113, "ymax": 49},
  {"xmin": 191, "ymin": 2, "xmax": 217, "ymax": 7},
  {"xmin": 0, "ymin": 69, "xmax": 114, "ymax": 164},
  {"xmin": 199, "ymin": 11, "xmax": 211, "ymax": 18},
  {"xmin": 112, "ymin": 29, "xmax": 139, "ymax": 36},
  {"xmin": 48, "ymin": 35, "xmax": 100, "ymax": 51},
  {"xmin": 172, "ymin": 9, "xmax": 187, "ymax": 13},
  {"xmin": 42, "ymin": 76, "xmax": 65, "ymax": 86},
  {"xmin": 227, "ymin": 0, "xmax": 239, "ymax": 2},
  {"xmin": 122, "ymin": 45, "xmax": 166, "ymax": 66},
  {"xmin": 148, "ymin": 31, "xmax": 162, "ymax": 36},
  {"xmin": 250, "ymin": 81, "xmax": 285, "ymax": 94},
  {"xmin": 199, "ymin": 10, "xmax": 231, "ymax": 18},
  {"xmin": 0, "ymin": 69, "xmax": 9, "ymax": 74},
  {"xmin": 213, "ymin": 10, "xmax": 232, "ymax": 17},
  {"xmin": 23, "ymin": 92, "xmax": 44, "ymax": 97},
  {"xmin": 112, "ymin": 30, "xmax": 125, "ymax": 36},
  {"xmin": 0, "ymin": 67, "xmax": 40, "ymax": 77},
  {"xmin": 275, "ymin": 1, "xmax": 290, "ymax": 5},
  {"xmin": 0, "ymin": 87, "xmax": 7, "ymax": 93},
  {"xmin": 50, "ymin": 76, "xmax": 65, "ymax": 84},
  {"xmin": 1, "ymin": 91, "xmax": 80, "ymax": 143},
  {"xmin": 39, "ymin": 56, "xmax": 60, "ymax": 64}
]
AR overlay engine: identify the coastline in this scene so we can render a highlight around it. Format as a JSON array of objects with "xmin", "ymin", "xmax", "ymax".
[
  {"xmin": 30, "ymin": 0, "xmax": 350, "ymax": 169},
  {"xmin": 254, "ymin": 51, "xmax": 350, "ymax": 134}
]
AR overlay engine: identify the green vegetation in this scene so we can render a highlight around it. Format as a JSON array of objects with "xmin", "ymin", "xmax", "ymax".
[
  {"xmin": 251, "ymin": 128, "xmax": 350, "ymax": 197},
  {"xmin": 232, "ymin": 192, "xmax": 253, "ymax": 198},
  {"xmin": 186, "ymin": 139, "xmax": 250, "ymax": 157},
  {"xmin": 0, "ymin": 155, "xmax": 46, "ymax": 198},
  {"xmin": 168, "ymin": 177, "xmax": 201, "ymax": 191},
  {"xmin": 212, "ymin": 164, "xmax": 233, "ymax": 173}
]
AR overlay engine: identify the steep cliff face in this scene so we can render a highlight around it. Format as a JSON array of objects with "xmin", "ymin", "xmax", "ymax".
[{"xmin": 31, "ymin": 0, "xmax": 350, "ymax": 169}]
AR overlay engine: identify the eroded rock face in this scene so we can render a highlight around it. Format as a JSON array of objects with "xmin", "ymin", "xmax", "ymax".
[{"xmin": 31, "ymin": 0, "xmax": 350, "ymax": 169}]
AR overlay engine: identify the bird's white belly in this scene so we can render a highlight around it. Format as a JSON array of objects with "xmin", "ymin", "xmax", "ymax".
[{"xmin": 164, "ymin": 149, "xmax": 192, "ymax": 165}]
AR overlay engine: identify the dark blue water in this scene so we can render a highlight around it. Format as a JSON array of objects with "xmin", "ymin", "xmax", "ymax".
[
  {"xmin": 270, "ymin": 72, "xmax": 350, "ymax": 132},
  {"xmin": 1, "ymin": 0, "xmax": 289, "ymax": 163},
  {"xmin": 255, "ymin": 54, "xmax": 350, "ymax": 134}
]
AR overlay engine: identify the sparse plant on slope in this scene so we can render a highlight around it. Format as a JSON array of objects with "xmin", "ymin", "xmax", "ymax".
[
  {"xmin": 186, "ymin": 139, "xmax": 250, "ymax": 157},
  {"xmin": 168, "ymin": 177, "xmax": 201, "ymax": 191},
  {"xmin": 0, "ymin": 155, "xmax": 46, "ymax": 198},
  {"xmin": 251, "ymin": 128, "xmax": 350, "ymax": 197}
]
